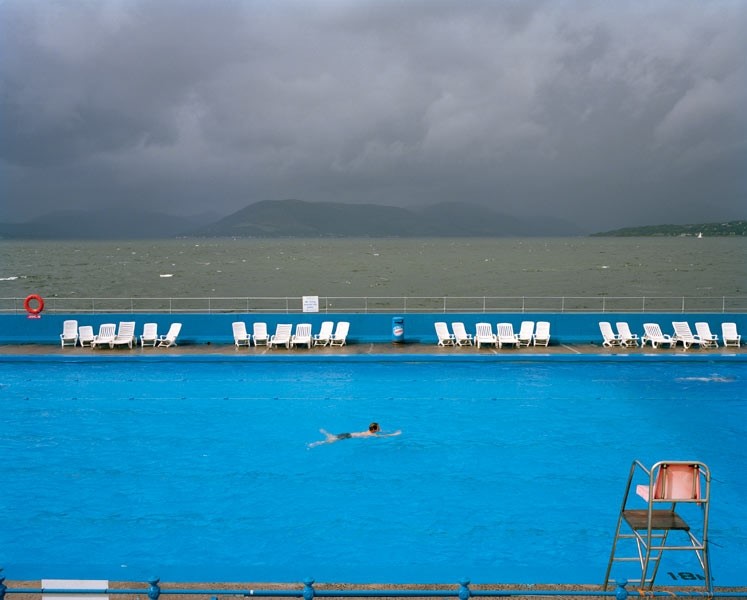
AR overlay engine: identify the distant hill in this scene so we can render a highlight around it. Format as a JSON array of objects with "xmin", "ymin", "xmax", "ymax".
[
  {"xmin": 0, "ymin": 200, "xmax": 583, "ymax": 239},
  {"xmin": 592, "ymin": 220, "xmax": 747, "ymax": 237},
  {"xmin": 4, "ymin": 202, "xmax": 742, "ymax": 239},
  {"xmin": 0, "ymin": 208, "xmax": 206, "ymax": 239},
  {"xmin": 192, "ymin": 199, "xmax": 430, "ymax": 237},
  {"xmin": 188, "ymin": 199, "xmax": 584, "ymax": 237}
]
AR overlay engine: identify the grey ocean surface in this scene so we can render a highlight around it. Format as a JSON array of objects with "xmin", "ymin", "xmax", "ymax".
[{"xmin": 1, "ymin": 237, "xmax": 745, "ymax": 299}]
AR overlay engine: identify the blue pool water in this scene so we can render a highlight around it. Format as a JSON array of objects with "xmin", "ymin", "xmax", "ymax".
[{"xmin": 2, "ymin": 355, "xmax": 745, "ymax": 585}]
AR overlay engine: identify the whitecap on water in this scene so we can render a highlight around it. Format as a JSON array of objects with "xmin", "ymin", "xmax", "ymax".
[{"xmin": 160, "ymin": 274, "xmax": 174, "ymax": 278}]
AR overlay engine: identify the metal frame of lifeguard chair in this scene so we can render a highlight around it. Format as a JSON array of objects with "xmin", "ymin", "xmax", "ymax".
[{"xmin": 603, "ymin": 460, "xmax": 711, "ymax": 593}]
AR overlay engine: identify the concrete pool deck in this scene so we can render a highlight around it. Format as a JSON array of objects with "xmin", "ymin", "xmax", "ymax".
[{"xmin": 1, "ymin": 340, "xmax": 745, "ymax": 356}]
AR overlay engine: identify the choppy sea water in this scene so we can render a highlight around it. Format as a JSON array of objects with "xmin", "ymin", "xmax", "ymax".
[{"xmin": 0, "ymin": 237, "xmax": 745, "ymax": 299}]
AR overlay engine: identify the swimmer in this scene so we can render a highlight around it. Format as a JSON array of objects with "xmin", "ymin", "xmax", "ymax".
[{"xmin": 308, "ymin": 422, "xmax": 402, "ymax": 448}]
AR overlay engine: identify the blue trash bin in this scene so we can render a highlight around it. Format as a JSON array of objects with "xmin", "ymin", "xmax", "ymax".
[{"xmin": 392, "ymin": 316, "xmax": 405, "ymax": 344}]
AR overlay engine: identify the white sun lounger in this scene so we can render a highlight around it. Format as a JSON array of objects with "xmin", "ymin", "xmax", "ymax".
[
  {"xmin": 252, "ymin": 322, "xmax": 269, "ymax": 346},
  {"xmin": 112, "ymin": 321, "xmax": 136, "ymax": 349},
  {"xmin": 232, "ymin": 322, "xmax": 251, "ymax": 347},
  {"xmin": 157, "ymin": 323, "xmax": 182, "ymax": 347},
  {"xmin": 435, "ymin": 322, "xmax": 456, "ymax": 346},
  {"xmin": 695, "ymin": 322, "xmax": 718, "ymax": 348},
  {"xmin": 533, "ymin": 321, "xmax": 551, "ymax": 346},
  {"xmin": 92, "ymin": 323, "xmax": 116, "ymax": 349},
  {"xmin": 672, "ymin": 321, "xmax": 704, "ymax": 350},
  {"xmin": 641, "ymin": 323, "xmax": 674, "ymax": 348},
  {"xmin": 451, "ymin": 322, "xmax": 473, "ymax": 346},
  {"xmin": 329, "ymin": 321, "xmax": 349, "ymax": 347},
  {"xmin": 268, "ymin": 323, "xmax": 292, "ymax": 349},
  {"xmin": 291, "ymin": 323, "xmax": 312, "ymax": 349},
  {"xmin": 140, "ymin": 322, "xmax": 158, "ymax": 347},
  {"xmin": 78, "ymin": 325, "xmax": 95, "ymax": 348},
  {"xmin": 516, "ymin": 321, "xmax": 534, "ymax": 347},
  {"xmin": 313, "ymin": 321, "xmax": 334, "ymax": 346},
  {"xmin": 60, "ymin": 320, "xmax": 79, "ymax": 347},
  {"xmin": 721, "ymin": 322, "xmax": 741, "ymax": 347},
  {"xmin": 599, "ymin": 321, "xmax": 622, "ymax": 347},
  {"xmin": 496, "ymin": 322, "xmax": 519, "ymax": 348},
  {"xmin": 475, "ymin": 322, "xmax": 497, "ymax": 348},
  {"xmin": 616, "ymin": 322, "xmax": 640, "ymax": 347}
]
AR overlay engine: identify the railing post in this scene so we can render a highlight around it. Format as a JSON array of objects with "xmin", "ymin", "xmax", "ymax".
[
  {"xmin": 0, "ymin": 567, "xmax": 7, "ymax": 600},
  {"xmin": 458, "ymin": 578, "xmax": 471, "ymax": 600},
  {"xmin": 614, "ymin": 579, "xmax": 628, "ymax": 600},
  {"xmin": 147, "ymin": 577, "xmax": 161, "ymax": 600},
  {"xmin": 302, "ymin": 578, "xmax": 315, "ymax": 600}
]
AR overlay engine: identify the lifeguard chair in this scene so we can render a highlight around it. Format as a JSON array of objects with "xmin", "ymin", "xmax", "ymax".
[{"xmin": 603, "ymin": 460, "xmax": 711, "ymax": 592}]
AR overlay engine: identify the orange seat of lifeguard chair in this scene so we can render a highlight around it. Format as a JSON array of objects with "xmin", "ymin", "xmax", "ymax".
[{"xmin": 636, "ymin": 463, "xmax": 702, "ymax": 502}]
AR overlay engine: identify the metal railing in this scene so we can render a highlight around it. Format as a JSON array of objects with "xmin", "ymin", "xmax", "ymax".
[
  {"xmin": 3, "ymin": 577, "xmax": 741, "ymax": 600},
  {"xmin": 2, "ymin": 296, "xmax": 747, "ymax": 315}
]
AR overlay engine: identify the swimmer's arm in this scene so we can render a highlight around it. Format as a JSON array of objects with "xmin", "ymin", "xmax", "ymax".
[
  {"xmin": 348, "ymin": 429, "xmax": 402, "ymax": 438},
  {"xmin": 378, "ymin": 430, "xmax": 402, "ymax": 437}
]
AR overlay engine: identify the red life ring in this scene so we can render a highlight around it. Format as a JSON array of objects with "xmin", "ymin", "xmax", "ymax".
[{"xmin": 24, "ymin": 294, "xmax": 45, "ymax": 315}]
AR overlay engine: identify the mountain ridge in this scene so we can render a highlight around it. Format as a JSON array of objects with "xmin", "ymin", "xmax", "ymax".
[
  {"xmin": 0, "ymin": 208, "xmax": 205, "ymax": 239},
  {"xmin": 1, "ymin": 200, "xmax": 584, "ymax": 239},
  {"xmin": 4, "ymin": 200, "xmax": 741, "ymax": 239}
]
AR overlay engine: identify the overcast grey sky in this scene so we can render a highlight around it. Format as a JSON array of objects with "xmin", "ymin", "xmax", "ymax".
[{"xmin": 1, "ymin": 0, "xmax": 746, "ymax": 230}]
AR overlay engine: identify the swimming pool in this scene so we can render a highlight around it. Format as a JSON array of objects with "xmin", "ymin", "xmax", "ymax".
[{"xmin": 2, "ymin": 355, "xmax": 745, "ymax": 585}]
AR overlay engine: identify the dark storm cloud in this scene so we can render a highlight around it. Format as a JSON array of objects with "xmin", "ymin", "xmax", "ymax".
[{"xmin": 1, "ymin": 0, "xmax": 745, "ymax": 229}]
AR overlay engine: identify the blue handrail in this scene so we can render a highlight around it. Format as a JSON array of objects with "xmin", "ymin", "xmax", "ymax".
[{"xmin": 2, "ymin": 576, "xmax": 744, "ymax": 600}]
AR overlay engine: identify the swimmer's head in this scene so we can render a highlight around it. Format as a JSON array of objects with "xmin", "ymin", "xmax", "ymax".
[{"xmin": 369, "ymin": 422, "xmax": 380, "ymax": 433}]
